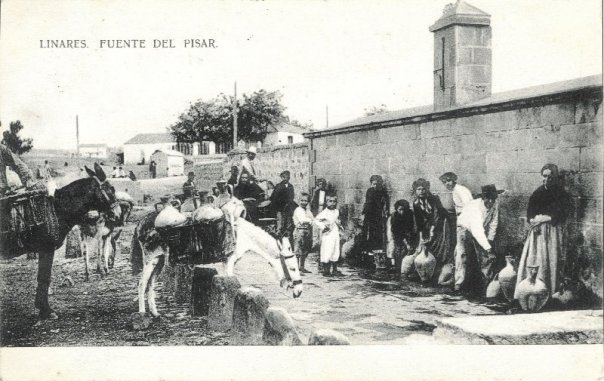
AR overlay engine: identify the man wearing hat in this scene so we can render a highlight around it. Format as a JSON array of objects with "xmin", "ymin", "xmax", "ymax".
[
  {"xmin": 270, "ymin": 170, "xmax": 296, "ymax": 240},
  {"xmin": 454, "ymin": 184, "xmax": 503, "ymax": 299},
  {"xmin": 239, "ymin": 146, "xmax": 259, "ymax": 183}
]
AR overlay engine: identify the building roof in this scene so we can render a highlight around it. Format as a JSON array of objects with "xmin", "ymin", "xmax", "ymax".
[
  {"xmin": 267, "ymin": 122, "xmax": 311, "ymax": 135},
  {"xmin": 150, "ymin": 149, "xmax": 184, "ymax": 157},
  {"xmin": 124, "ymin": 133, "xmax": 175, "ymax": 145},
  {"xmin": 305, "ymin": 74, "xmax": 603, "ymax": 138}
]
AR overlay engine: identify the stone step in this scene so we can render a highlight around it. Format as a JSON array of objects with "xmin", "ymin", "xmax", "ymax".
[{"xmin": 433, "ymin": 309, "xmax": 603, "ymax": 344}]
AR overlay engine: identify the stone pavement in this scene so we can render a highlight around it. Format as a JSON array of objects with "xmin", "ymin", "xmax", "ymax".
[
  {"xmin": 433, "ymin": 309, "xmax": 604, "ymax": 344},
  {"xmin": 230, "ymin": 252, "xmax": 499, "ymax": 345}
]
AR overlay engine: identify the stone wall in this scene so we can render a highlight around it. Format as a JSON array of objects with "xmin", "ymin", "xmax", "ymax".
[
  {"xmin": 227, "ymin": 143, "xmax": 311, "ymax": 200},
  {"xmin": 192, "ymin": 160, "xmax": 226, "ymax": 193},
  {"xmin": 308, "ymin": 89, "xmax": 603, "ymax": 295}
]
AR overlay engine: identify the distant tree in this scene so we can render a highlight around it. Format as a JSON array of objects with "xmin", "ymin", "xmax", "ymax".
[
  {"xmin": 170, "ymin": 89, "xmax": 287, "ymax": 146},
  {"xmin": 364, "ymin": 104, "xmax": 389, "ymax": 117},
  {"xmin": 1, "ymin": 121, "xmax": 34, "ymax": 154},
  {"xmin": 238, "ymin": 90, "xmax": 287, "ymax": 142},
  {"xmin": 288, "ymin": 118, "xmax": 314, "ymax": 130}
]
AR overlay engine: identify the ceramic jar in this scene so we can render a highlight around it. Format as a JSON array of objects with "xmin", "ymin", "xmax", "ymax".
[
  {"xmin": 516, "ymin": 265, "xmax": 549, "ymax": 312},
  {"xmin": 486, "ymin": 276, "xmax": 502, "ymax": 299},
  {"xmin": 401, "ymin": 251, "xmax": 417, "ymax": 275},
  {"xmin": 498, "ymin": 256, "xmax": 517, "ymax": 302},
  {"xmin": 414, "ymin": 244, "xmax": 436, "ymax": 282},
  {"xmin": 438, "ymin": 263, "xmax": 454, "ymax": 286}
]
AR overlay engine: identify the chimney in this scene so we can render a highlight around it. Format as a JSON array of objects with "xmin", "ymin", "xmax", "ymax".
[{"xmin": 430, "ymin": 1, "xmax": 491, "ymax": 110}]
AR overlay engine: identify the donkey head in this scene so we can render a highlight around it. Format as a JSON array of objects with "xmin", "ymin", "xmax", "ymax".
[
  {"xmin": 84, "ymin": 164, "xmax": 122, "ymax": 222},
  {"xmin": 276, "ymin": 238, "xmax": 303, "ymax": 298}
]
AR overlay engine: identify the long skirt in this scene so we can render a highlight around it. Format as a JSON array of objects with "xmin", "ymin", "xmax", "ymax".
[
  {"xmin": 428, "ymin": 215, "xmax": 455, "ymax": 265},
  {"xmin": 362, "ymin": 215, "xmax": 385, "ymax": 252},
  {"xmin": 514, "ymin": 222, "xmax": 565, "ymax": 299}
]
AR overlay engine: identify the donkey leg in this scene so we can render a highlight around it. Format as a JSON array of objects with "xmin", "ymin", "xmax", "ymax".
[
  {"xmin": 83, "ymin": 236, "xmax": 91, "ymax": 282},
  {"xmin": 36, "ymin": 247, "xmax": 58, "ymax": 320},
  {"xmin": 138, "ymin": 256, "xmax": 157, "ymax": 314},
  {"xmin": 100, "ymin": 236, "xmax": 109, "ymax": 276},
  {"xmin": 147, "ymin": 256, "xmax": 165, "ymax": 317}
]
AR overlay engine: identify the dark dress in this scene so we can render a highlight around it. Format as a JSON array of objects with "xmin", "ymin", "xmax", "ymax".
[
  {"xmin": 515, "ymin": 184, "xmax": 571, "ymax": 297},
  {"xmin": 391, "ymin": 209, "xmax": 415, "ymax": 247},
  {"xmin": 362, "ymin": 187, "xmax": 390, "ymax": 252},
  {"xmin": 413, "ymin": 194, "xmax": 454, "ymax": 265},
  {"xmin": 234, "ymin": 182, "xmax": 265, "ymax": 222}
]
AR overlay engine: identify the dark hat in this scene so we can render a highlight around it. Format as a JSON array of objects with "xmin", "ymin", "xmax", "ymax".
[
  {"xmin": 479, "ymin": 184, "xmax": 505, "ymax": 200},
  {"xmin": 188, "ymin": 171, "xmax": 195, "ymax": 176},
  {"xmin": 280, "ymin": 170, "xmax": 290, "ymax": 177}
]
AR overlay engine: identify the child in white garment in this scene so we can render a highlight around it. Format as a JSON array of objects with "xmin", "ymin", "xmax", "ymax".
[
  {"xmin": 293, "ymin": 192, "xmax": 314, "ymax": 274},
  {"xmin": 314, "ymin": 193, "xmax": 343, "ymax": 276}
]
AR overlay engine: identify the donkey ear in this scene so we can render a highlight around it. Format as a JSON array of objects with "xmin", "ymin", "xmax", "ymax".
[
  {"xmin": 94, "ymin": 163, "xmax": 107, "ymax": 181},
  {"xmin": 84, "ymin": 166, "xmax": 96, "ymax": 178}
]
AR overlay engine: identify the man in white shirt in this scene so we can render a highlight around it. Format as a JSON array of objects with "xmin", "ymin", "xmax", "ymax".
[
  {"xmin": 239, "ymin": 146, "xmax": 260, "ymax": 183},
  {"xmin": 440, "ymin": 172, "xmax": 473, "ymax": 216},
  {"xmin": 454, "ymin": 184, "xmax": 503, "ymax": 298}
]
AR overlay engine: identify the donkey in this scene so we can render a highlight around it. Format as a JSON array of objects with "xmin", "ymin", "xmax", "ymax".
[
  {"xmin": 0, "ymin": 163, "xmax": 121, "ymax": 321},
  {"xmin": 79, "ymin": 192, "xmax": 132, "ymax": 280},
  {"xmin": 131, "ymin": 202, "xmax": 303, "ymax": 317}
]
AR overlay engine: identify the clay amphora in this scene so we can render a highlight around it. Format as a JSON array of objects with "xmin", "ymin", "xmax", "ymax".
[
  {"xmin": 486, "ymin": 276, "xmax": 502, "ymax": 299},
  {"xmin": 414, "ymin": 244, "xmax": 436, "ymax": 282},
  {"xmin": 401, "ymin": 251, "xmax": 417, "ymax": 275},
  {"xmin": 437, "ymin": 263, "xmax": 454, "ymax": 286},
  {"xmin": 498, "ymin": 256, "xmax": 517, "ymax": 302},
  {"xmin": 516, "ymin": 265, "xmax": 549, "ymax": 312}
]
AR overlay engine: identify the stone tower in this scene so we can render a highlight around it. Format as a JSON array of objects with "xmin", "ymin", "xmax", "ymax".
[{"xmin": 429, "ymin": 1, "xmax": 492, "ymax": 110}]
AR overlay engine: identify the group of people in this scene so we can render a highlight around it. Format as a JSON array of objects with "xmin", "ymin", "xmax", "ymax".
[
  {"xmin": 177, "ymin": 144, "xmax": 572, "ymax": 304},
  {"xmin": 181, "ymin": 146, "xmax": 344, "ymax": 277},
  {"xmin": 357, "ymin": 166, "xmax": 571, "ymax": 303}
]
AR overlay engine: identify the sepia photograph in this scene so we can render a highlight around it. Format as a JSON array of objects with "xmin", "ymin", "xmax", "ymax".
[{"xmin": 0, "ymin": 0, "xmax": 602, "ymax": 380}]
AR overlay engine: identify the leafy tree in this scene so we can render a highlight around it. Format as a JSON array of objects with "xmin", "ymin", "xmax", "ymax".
[
  {"xmin": 1, "ymin": 121, "xmax": 33, "ymax": 154},
  {"xmin": 364, "ymin": 104, "xmax": 389, "ymax": 117},
  {"xmin": 288, "ymin": 118, "xmax": 314, "ymax": 130},
  {"xmin": 170, "ymin": 89, "xmax": 287, "ymax": 145},
  {"xmin": 238, "ymin": 90, "xmax": 286, "ymax": 142}
]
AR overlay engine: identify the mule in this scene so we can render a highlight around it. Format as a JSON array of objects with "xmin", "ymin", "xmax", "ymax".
[
  {"xmin": 131, "ymin": 203, "xmax": 303, "ymax": 317},
  {"xmin": 79, "ymin": 193, "xmax": 132, "ymax": 281},
  {"xmin": 0, "ymin": 163, "xmax": 121, "ymax": 320}
]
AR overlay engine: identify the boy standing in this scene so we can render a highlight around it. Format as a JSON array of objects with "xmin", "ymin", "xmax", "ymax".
[
  {"xmin": 293, "ymin": 193, "xmax": 314, "ymax": 274},
  {"xmin": 314, "ymin": 193, "xmax": 343, "ymax": 276}
]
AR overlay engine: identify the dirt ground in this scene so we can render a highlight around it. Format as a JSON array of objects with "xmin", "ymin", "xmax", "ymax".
[{"xmin": 0, "ymin": 207, "xmax": 230, "ymax": 347}]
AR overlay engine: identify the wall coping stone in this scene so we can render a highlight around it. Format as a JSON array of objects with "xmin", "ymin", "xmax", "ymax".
[{"xmin": 304, "ymin": 78, "xmax": 602, "ymax": 139}]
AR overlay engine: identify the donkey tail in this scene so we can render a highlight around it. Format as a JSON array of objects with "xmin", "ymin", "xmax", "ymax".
[{"xmin": 130, "ymin": 225, "xmax": 144, "ymax": 275}]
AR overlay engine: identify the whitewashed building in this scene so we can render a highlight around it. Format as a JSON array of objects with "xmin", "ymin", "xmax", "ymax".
[
  {"xmin": 262, "ymin": 123, "xmax": 309, "ymax": 146},
  {"xmin": 79, "ymin": 143, "xmax": 108, "ymax": 158}
]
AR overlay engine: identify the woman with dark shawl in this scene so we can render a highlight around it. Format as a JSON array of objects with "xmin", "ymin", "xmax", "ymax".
[
  {"xmin": 514, "ymin": 163, "xmax": 571, "ymax": 299},
  {"xmin": 412, "ymin": 178, "xmax": 454, "ymax": 266},
  {"xmin": 361, "ymin": 175, "xmax": 390, "ymax": 253},
  {"xmin": 389, "ymin": 199, "xmax": 416, "ymax": 274}
]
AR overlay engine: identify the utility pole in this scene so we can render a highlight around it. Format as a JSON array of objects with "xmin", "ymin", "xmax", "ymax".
[
  {"xmin": 76, "ymin": 115, "xmax": 80, "ymax": 157},
  {"xmin": 233, "ymin": 81, "xmax": 238, "ymax": 149},
  {"xmin": 325, "ymin": 105, "xmax": 329, "ymax": 128}
]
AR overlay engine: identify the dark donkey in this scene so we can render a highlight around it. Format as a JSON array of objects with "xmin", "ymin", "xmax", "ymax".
[{"xmin": 1, "ymin": 164, "xmax": 121, "ymax": 321}]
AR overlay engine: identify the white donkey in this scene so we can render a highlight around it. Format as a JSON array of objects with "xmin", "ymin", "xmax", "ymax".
[{"xmin": 131, "ymin": 200, "xmax": 303, "ymax": 317}]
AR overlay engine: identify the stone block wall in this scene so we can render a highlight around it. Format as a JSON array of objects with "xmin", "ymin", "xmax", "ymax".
[
  {"xmin": 227, "ymin": 143, "xmax": 310, "ymax": 201},
  {"xmin": 192, "ymin": 160, "xmax": 226, "ymax": 193},
  {"xmin": 309, "ymin": 91, "xmax": 603, "ymax": 295}
]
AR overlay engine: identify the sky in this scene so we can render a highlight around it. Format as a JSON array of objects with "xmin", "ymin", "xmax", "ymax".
[{"xmin": 0, "ymin": 0, "xmax": 601, "ymax": 150}]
